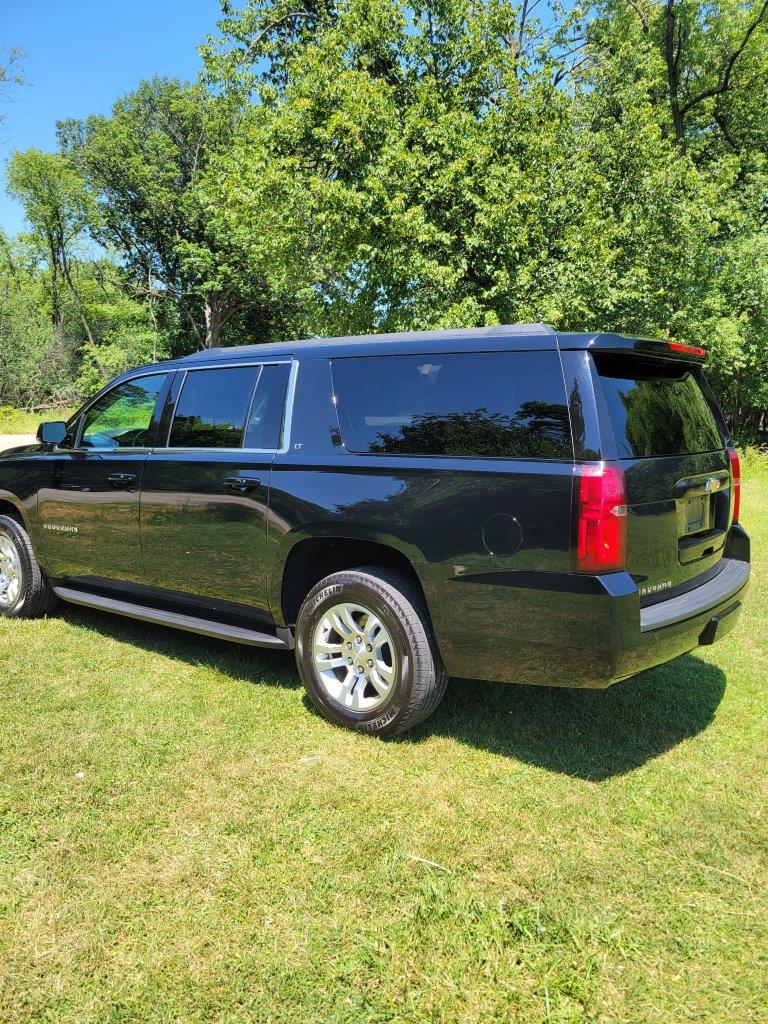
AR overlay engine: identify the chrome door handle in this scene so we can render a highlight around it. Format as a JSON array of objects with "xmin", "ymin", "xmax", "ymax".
[
  {"xmin": 108, "ymin": 472, "xmax": 136, "ymax": 487},
  {"xmin": 223, "ymin": 475, "xmax": 263, "ymax": 493}
]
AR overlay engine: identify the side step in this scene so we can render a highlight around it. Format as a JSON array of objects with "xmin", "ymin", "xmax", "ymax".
[{"xmin": 53, "ymin": 586, "xmax": 293, "ymax": 650}]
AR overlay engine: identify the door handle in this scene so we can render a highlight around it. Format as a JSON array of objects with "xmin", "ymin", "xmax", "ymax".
[
  {"xmin": 108, "ymin": 472, "xmax": 136, "ymax": 487},
  {"xmin": 223, "ymin": 474, "xmax": 263, "ymax": 494}
]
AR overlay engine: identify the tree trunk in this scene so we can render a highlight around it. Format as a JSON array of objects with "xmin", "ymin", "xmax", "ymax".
[
  {"xmin": 202, "ymin": 292, "xmax": 238, "ymax": 349},
  {"xmin": 47, "ymin": 234, "xmax": 64, "ymax": 338},
  {"xmin": 664, "ymin": 0, "xmax": 686, "ymax": 149},
  {"xmin": 61, "ymin": 252, "xmax": 96, "ymax": 347},
  {"xmin": 50, "ymin": 264, "xmax": 64, "ymax": 338},
  {"xmin": 203, "ymin": 296, "xmax": 223, "ymax": 349}
]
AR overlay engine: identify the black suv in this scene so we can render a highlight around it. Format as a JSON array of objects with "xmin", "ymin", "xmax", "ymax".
[{"xmin": 0, "ymin": 324, "xmax": 750, "ymax": 736}]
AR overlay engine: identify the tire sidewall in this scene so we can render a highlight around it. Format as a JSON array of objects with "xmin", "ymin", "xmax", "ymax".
[
  {"xmin": 0, "ymin": 519, "xmax": 29, "ymax": 618},
  {"xmin": 296, "ymin": 576, "xmax": 419, "ymax": 736}
]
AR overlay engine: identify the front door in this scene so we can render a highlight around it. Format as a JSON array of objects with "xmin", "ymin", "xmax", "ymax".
[
  {"xmin": 139, "ymin": 361, "xmax": 292, "ymax": 626},
  {"xmin": 36, "ymin": 372, "xmax": 169, "ymax": 584}
]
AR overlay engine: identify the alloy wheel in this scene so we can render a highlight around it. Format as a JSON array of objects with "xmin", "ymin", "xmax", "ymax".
[
  {"xmin": 0, "ymin": 534, "xmax": 22, "ymax": 609},
  {"xmin": 312, "ymin": 601, "xmax": 397, "ymax": 712}
]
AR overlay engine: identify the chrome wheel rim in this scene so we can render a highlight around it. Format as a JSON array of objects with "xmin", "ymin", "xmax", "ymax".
[
  {"xmin": 0, "ymin": 534, "xmax": 22, "ymax": 609},
  {"xmin": 312, "ymin": 602, "xmax": 397, "ymax": 712}
]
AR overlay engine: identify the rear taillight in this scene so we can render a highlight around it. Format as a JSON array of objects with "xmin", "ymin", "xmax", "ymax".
[
  {"xmin": 728, "ymin": 446, "xmax": 741, "ymax": 524},
  {"xmin": 574, "ymin": 463, "xmax": 627, "ymax": 573}
]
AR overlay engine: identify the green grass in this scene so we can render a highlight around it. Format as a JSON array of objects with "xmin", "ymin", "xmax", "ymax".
[
  {"xmin": 1, "ymin": 484, "xmax": 766, "ymax": 1023},
  {"xmin": 0, "ymin": 406, "xmax": 74, "ymax": 435}
]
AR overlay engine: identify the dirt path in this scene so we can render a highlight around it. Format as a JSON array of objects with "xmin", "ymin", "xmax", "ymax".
[{"xmin": 0, "ymin": 435, "xmax": 35, "ymax": 451}]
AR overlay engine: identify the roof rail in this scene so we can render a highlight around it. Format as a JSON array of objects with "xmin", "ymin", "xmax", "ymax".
[{"xmin": 500, "ymin": 323, "xmax": 555, "ymax": 335}]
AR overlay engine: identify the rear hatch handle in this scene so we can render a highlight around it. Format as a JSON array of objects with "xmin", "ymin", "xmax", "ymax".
[{"xmin": 675, "ymin": 472, "xmax": 729, "ymax": 498}]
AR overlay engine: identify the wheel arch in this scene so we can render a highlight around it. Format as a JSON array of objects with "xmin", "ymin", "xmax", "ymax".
[
  {"xmin": 0, "ymin": 493, "xmax": 27, "ymax": 528},
  {"xmin": 276, "ymin": 532, "xmax": 429, "ymax": 629}
]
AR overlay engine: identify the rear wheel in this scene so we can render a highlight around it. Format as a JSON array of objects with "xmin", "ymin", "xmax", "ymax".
[
  {"xmin": 295, "ymin": 567, "xmax": 447, "ymax": 737},
  {"xmin": 0, "ymin": 515, "xmax": 58, "ymax": 619}
]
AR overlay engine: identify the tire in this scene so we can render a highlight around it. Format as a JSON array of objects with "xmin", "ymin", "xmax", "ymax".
[
  {"xmin": 0, "ymin": 514, "xmax": 59, "ymax": 619},
  {"xmin": 295, "ymin": 566, "xmax": 448, "ymax": 737}
]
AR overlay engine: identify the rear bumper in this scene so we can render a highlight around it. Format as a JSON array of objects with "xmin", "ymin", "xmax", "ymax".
[
  {"xmin": 419, "ymin": 552, "xmax": 750, "ymax": 688},
  {"xmin": 611, "ymin": 557, "xmax": 749, "ymax": 684}
]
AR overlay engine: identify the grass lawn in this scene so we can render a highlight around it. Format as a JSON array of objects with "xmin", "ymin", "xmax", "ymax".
[
  {"xmin": 0, "ymin": 407, "xmax": 74, "ymax": 435},
  {"xmin": 1, "ymin": 483, "xmax": 765, "ymax": 1023}
]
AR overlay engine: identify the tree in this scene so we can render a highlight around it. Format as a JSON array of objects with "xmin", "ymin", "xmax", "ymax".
[
  {"xmin": 73, "ymin": 77, "xmax": 297, "ymax": 350},
  {"xmin": 202, "ymin": 0, "xmax": 708, "ymax": 334},
  {"xmin": 582, "ymin": 0, "xmax": 768, "ymax": 433},
  {"xmin": 6, "ymin": 150, "xmax": 98, "ymax": 341},
  {"xmin": 3, "ymin": 145, "xmax": 171, "ymax": 404},
  {"xmin": 587, "ymin": 0, "xmax": 768, "ymax": 160},
  {"xmin": 0, "ymin": 47, "xmax": 24, "ymax": 128},
  {"xmin": 199, "ymin": 0, "xmax": 767, "ymax": 439},
  {"xmin": 0, "ymin": 236, "xmax": 79, "ymax": 409}
]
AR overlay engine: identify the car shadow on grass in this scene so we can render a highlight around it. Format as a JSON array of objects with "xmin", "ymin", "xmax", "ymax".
[
  {"xmin": 61, "ymin": 607, "xmax": 724, "ymax": 780},
  {"xmin": 409, "ymin": 655, "xmax": 726, "ymax": 780},
  {"xmin": 61, "ymin": 605, "xmax": 300, "ymax": 689}
]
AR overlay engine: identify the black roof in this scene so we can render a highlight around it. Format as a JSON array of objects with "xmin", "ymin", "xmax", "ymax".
[
  {"xmin": 180, "ymin": 322, "xmax": 559, "ymax": 365},
  {"xmin": 119, "ymin": 324, "xmax": 692, "ymax": 383}
]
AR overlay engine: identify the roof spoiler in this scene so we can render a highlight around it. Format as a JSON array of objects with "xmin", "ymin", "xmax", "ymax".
[{"xmin": 560, "ymin": 334, "xmax": 707, "ymax": 362}]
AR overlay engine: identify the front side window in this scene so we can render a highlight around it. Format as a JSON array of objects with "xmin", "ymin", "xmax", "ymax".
[
  {"xmin": 332, "ymin": 351, "xmax": 572, "ymax": 459},
  {"xmin": 80, "ymin": 374, "xmax": 166, "ymax": 450}
]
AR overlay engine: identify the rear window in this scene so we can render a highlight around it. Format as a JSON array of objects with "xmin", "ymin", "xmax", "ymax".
[
  {"xmin": 168, "ymin": 363, "xmax": 291, "ymax": 449},
  {"xmin": 593, "ymin": 355, "xmax": 723, "ymax": 458},
  {"xmin": 244, "ymin": 363, "xmax": 291, "ymax": 449},
  {"xmin": 169, "ymin": 367, "xmax": 258, "ymax": 448},
  {"xmin": 332, "ymin": 351, "xmax": 572, "ymax": 459}
]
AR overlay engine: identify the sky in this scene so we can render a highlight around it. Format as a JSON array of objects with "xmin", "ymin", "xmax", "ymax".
[{"xmin": 1, "ymin": 0, "xmax": 223, "ymax": 237}]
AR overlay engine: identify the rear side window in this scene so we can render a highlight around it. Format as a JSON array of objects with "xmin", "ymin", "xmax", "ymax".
[
  {"xmin": 332, "ymin": 351, "xmax": 572, "ymax": 458},
  {"xmin": 169, "ymin": 367, "xmax": 259, "ymax": 448},
  {"xmin": 593, "ymin": 355, "xmax": 723, "ymax": 458},
  {"xmin": 244, "ymin": 363, "xmax": 292, "ymax": 449}
]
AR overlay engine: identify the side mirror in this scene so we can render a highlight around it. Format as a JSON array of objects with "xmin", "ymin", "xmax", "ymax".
[{"xmin": 37, "ymin": 421, "xmax": 69, "ymax": 446}]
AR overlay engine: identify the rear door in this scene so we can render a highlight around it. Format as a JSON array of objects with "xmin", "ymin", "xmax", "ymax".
[
  {"xmin": 589, "ymin": 352, "xmax": 733, "ymax": 601},
  {"xmin": 139, "ymin": 361, "xmax": 292, "ymax": 624}
]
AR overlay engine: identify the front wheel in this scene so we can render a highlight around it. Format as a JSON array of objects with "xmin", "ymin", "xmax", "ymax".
[
  {"xmin": 0, "ymin": 514, "xmax": 58, "ymax": 618},
  {"xmin": 295, "ymin": 567, "xmax": 448, "ymax": 737}
]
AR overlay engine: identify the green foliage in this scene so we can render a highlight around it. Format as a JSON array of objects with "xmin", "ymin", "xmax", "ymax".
[
  {"xmin": 0, "ymin": 232, "xmax": 168, "ymax": 408},
  {"xmin": 6, "ymin": 150, "xmax": 96, "ymax": 247},
  {"xmin": 72, "ymin": 275, "xmax": 172, "ymax": 394},
  {"xmin": 199, "ymin": 0, "xmax": 768, "ymax": 439},
  {"xmin": 75, "ymin": 77, "xmax": 299, "ymax": 350},
  {"xmin": 0, "ymin": 238, "xmax": 78, "ymax": 408},
  {"xmin": 2, "ymin": 0, "xmax": 767, "ymax": 438}
]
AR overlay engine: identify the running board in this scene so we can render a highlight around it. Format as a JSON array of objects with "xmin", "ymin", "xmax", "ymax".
[{"xmin": 53, "ymin": 586, "xmax": 293, "ymax": 650}]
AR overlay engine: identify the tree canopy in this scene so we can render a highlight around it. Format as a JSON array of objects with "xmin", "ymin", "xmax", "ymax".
[{"xmin": 2, "ymin": 0, "xmax": 767, "ymax": 439}]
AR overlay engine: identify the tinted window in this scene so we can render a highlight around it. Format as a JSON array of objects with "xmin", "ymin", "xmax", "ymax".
[
  {"xmin": 333, "ymin": 352, "xmax": 571, "ymax": 458},
  {"xmin": 81, "ymin": 374, "xmax": 166, "ymax": 450},
  {"xmin": 593, "ymin": 355, "xmax": 723, "ymax": 458},
  {"xmin": 244, "ymin": 363, "xmax": 292, "ymax": 449},
  {"xmin": 169, "ymin": 367, "xmax": 258, "ymax": 448}
]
